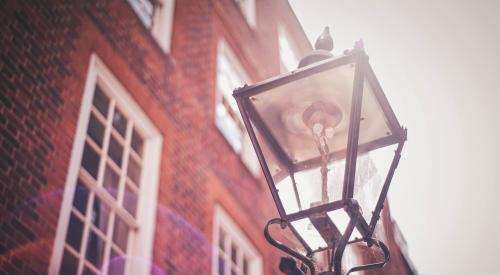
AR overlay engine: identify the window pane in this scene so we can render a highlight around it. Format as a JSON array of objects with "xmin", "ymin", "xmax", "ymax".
[
  {"xmin": 92, "ymin": 197, "xmax": 110, "ymax": 234},
  {"xmin": 243, "ymin": 257, "xmax": 249, "ymax": 275},
  {"xmin": 127, "ymin": 156, "xmax": 141, "ymax": 185},
  {"xmin": 131, "ymin": 129, "xmax": 143, "ymax": 156},
  {"xmin": 127, "ymin": 0, "xmax": 154, "ymax": 27},
  {"xmin": 108, "ymin": 248, "xmax": 125, "ymax": 275},
  {"xmin": 60, "ymin": 249, "xmax": 78, "ymax": 275},
  {"xmin": 218, "ymin": 256, "xmax": 225, "ymax": 275},
  {"xmin": 93, "ymin": 86, "xmax": 110, "ymax": 116},
  {"xmin": 231, "ymin": 244, "xmax": 237, "ymax": 264},
  {"xmin": 82, "ymin": 143, "xmax": 100, "ymax": 179},
  {"xmin": 87, "ymin": 112, "xmax": 105, "ymax": 147},
  {"xmin": 112, "ymin": 217, "xmax": 129, "ymax": 251},
  {"xmin": 73, "ymin": 179, "xmax": 89, "ymax": 214},
  {"xmin": 112, "ymin": 108, "xmax": 128, "ymax": 137},
  {"xmin": 123, "ymin": 184, "xmax": 138, "ymax": 217},
  {"xmin": 219, "ymin": 229, "xmax": 225, "ymax": 250},
  {"xmin": 108, "ymin": 135, "xmax": 124, "ymax": 167},
  {"xmin": 66, "ymin": 214, "xmax": 84, "ymax": 250},
  {"xmin": 85, "ymin": 230, "xmax": 105, "ymax": 268},
  {"xmin": 82, "ymin": 266, "xmax": 97, "ymax": 275},
  {"xmin": 103, "ymin": 164, "xmax": 120, "ymax": 199}
]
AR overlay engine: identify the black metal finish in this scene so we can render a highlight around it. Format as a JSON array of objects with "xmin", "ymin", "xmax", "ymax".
[
  {"xmin": 264, "ymin": 218, "xmax": 316, "ymax": 275},
  {"xmin": 369, "ymin": 132, "xmax": 407, "ymax": 235},
  {"xmin": 234, "ymin": 30, "xmax": 407, "ymax": 274},
  {"xmin": 342, "ymin": 52, "xmax": 367, "ymax": 200},
  {"xmin": 345, "ymin": 238, "xmax": 391, "ymax": 274}
]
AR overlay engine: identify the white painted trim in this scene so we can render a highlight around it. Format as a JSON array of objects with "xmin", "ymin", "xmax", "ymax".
[
  {"xmin": 215, "ymin": 40, "xmax": 260, "ymax": 177},
  {"xmin": 212, "ymin": 205, "xmax": 263, "ymax": 275},
  {"xmin": 278, "ymin": 24, "xmax": 300, "ymax": 73},
  {"xmin": 152, "ymin": 0, "xmax": 175, "ymax": 52},
  {"xmin": 236, "ymin": 0, "xmax": 256, "ymax": 29},
  {"xmin": 49, "ymin": 54, "xmax": 98, "ymax": 275},
  {"xmin": 49, "ymin": 54, "xmax": 162, "ymax": 274}
]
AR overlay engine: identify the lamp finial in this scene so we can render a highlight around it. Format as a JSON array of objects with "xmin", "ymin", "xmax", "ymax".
[{"xmin": 314, "ymin": 26, "xmax": 334, "ymax": 51}]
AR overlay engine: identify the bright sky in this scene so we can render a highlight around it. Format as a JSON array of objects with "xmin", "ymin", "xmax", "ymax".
[{"xmin": 289, "ymin": 0, "xmax": 500, "ymax": 274}]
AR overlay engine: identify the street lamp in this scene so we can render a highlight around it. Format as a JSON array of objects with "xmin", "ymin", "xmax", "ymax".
[{"xmin": 232, "ymin": 28, "xmax": 407, "ymax": 275}]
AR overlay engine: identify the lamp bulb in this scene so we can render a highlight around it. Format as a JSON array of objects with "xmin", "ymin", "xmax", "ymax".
[{"xmin": 313, "ymin": 123, "xmax": 324, "ymax": 136}]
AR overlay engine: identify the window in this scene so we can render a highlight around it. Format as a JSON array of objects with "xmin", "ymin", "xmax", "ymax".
[
  {"xmin": 234, "ymin": 0, "xmax": 256, "ymax": 29},
  {"xmin": 215, "ymin": 41, "xmax": 260, "ymax": 176},
  {"xmin": 213, "ymin": 206, "xmax": 262, "ymax": 275},
  {"xmin": 50, "ymin": 55, "xmax": 162, "ymax": 275},
  {"xmin": 278, "ymin": 26, "xmax": 300, "ymax": 72},
  {"xmin": 127, "ymin": 0, "xmax": 175, "ymax": 51}
]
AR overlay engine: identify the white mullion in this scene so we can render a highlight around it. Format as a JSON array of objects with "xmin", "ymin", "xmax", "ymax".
[
  {"xmin": 111, "ymin": 242, "xmax": 126, "ymax": 255},
  {"xmin": 85, "ymin": 136, "xmax": 104, "ymax": 157},
  {"xmin": 90, "ymin": 106, "xmax": 107, "ymax": 125},
  {"xmin": 225, "ymin": 232, "xmax": 231, "ymax": 275},
  {"xmin": 237, "ymin": 246, "xmax": 243, "ymax": 275},
  {"xmin": 106, "ymin": 158, "xmax": 121, "ymax": 175},
  {"xmin": 83, "ymin": 262, "xmax": 100, "ymax": 274},
  {"xmin": 88, "ymin": 223, "xmax": 108, "ymax": 240},
  {"xmin": 110, "ymin": 128, "xmax": 127, "ymax": 144},
  {"xmin": 77, "ymin": 192, "xmax": 96, "ymax": 275},
  {"xmin": 71, "ymin": 207, "xmax": 86, "ymax": 221},
  {"xmin": 123, "ymin": 120, "xmax": 134, "ymax": 275},
  {"xmin": 129, "ymin": 148, "xmax": 142, "ymax": 163},
  {"xmin": 116, "ymin": 115, "xmax": 133, "ymax": 209},
  {"xmin": 84, "ymin": 178, "xmax": 139, "ymax": 230},
  {"xmin": 126, "ymin": 179, "xmax": 140, "ymax": 193},
  {"xmin": 79, "ymin": 168, "xmax": 99, "ymax": 188},
  {"xmin": 63, "ymin": 243, "xmax": 80, "ymax": 258},
  {"xmin": 96, "ymin": 100, "xmax": 115, "ymax": 189}
]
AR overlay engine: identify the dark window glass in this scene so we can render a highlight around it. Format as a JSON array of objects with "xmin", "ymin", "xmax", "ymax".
[
  {"xmin": 103, "ymin": 164, "xmax": 120, "ymax": 199},
  {"xmin": 85, "ymin": 230, "xmax": 105, "ymax": 268},
  {"xmin": 218, "ymin": 256, "xmax": 225, "ymax": 275},
  {"xmin": 66, "ymin": 214, "xmax": 84, "ymax": 250},
  {"xmin": 93, "ymin": 86, "xmax": 109, "ymax": 116},
  {"xmin": 243, "ymin": 257, "xmax": 249, "ymax": 275},
  {"xmin": 231, "ymin": 244, "xmax": 237, "ymax": 264},
  {"xmin": 131, "ymin": 129, "xmax": 144, "ymax": 156},
  {"xmin": 112, "ymin": 217, "xmax": 129, "ymax": 251},
  {"xmin": 87, "ymin": 113, "xmax": 105, "ymax": 147},
  {"xmin": 219, "ymin": 229, "xmax": 225, "ymax": 250},
  {"xmin": 108, "ymin": 135, "xmax": 123, "ymax": 167},
  {"xmin": 60, "ymin": 249, "xmax": 78, "ymax": 275},
  {"xmin": 82, "ymin": 143, "xmax": 100, "ymax": 179},
  {"xmin": 123, "ymin": 184, "xmax": 138, "ymax": 217},
  {"xmin": 73, "ymin": 179, "xmax": 89, "ymax": 214},
  {"xmin": 108, "ymin": 249, "xmax": 125, "ymax": 275},
  {"xmin": 82, "ymin": 266, "xmax": 96, "ymax": 275},
  {"xmin": 92, "ymin": 197, "xmax": 110, "ymax": 234},
  {"xmin": 127, "ymin": 156, "xmax": 141, "ymax": 185},
  {"xmin": 112, "ymin": 108, "xmax": 127, "ymax": 137}
]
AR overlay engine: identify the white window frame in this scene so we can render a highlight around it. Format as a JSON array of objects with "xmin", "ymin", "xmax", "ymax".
[
  {"xmin": 127, "ymin": 0, "xmax": 175, "ymax": 52},
  {"xmin": 49, "ymin": 54, "xmax": 163, "ymax": 275},
  {"xmin": 235, "ymin": 0, "xmax": 256, "ymax": 29},
  {"xmin": 215, "ymin": 40, "xmax": 260, "ymax": 177},
  {"xmin": 278, "ymin": 25, "xmax": 300, "ymax": 73},
  {"xmin": 212, "ymin": 205, "xmax": 263, "ymax": 275}
]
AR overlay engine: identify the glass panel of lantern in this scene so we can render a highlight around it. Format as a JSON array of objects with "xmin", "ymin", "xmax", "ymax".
[
  {"xmin": 241, "ymin": 60, "xmax": 356, "ymax": 215},
  {"xmin": 352, "ymin": 70, "xmax": 403, "ymax": 224}
]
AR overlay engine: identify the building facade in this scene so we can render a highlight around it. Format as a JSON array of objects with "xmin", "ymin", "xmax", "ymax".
[{"xmin": 0, "ymin": 0, "xmax": 415, "ymax": 274}]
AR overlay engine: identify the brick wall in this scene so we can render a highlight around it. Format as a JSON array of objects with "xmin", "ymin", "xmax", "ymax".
[
  {"xmin": 0, "ymin": 0, "xmax": 311, "ymax": 274},
  {"xmin": 0, "ymin": 0, "xmax": 414, "ymax": 274}
]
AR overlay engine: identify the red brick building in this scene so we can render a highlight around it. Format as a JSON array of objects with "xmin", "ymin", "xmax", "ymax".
[{"xmin": 0, "ymin": 0, "xmax": 416, "ymax": 274}]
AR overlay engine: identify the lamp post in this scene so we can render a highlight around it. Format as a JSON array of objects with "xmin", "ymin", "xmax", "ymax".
[{"xmin": 232, "ymin": 27, "xmax": 407, "ymax": 275}]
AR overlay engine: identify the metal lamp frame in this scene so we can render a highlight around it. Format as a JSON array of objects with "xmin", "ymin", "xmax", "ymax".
[{"xmin": 233, "ymin": 50, "xmax": 407, "ymax": 275}]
